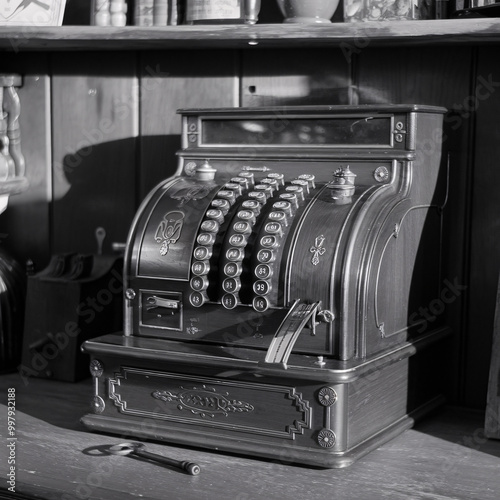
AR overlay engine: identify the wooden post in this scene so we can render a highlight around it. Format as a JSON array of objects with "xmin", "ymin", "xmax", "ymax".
[{"xmin": 485, "ymin": 274, "xmax": 500, "ymax": 438}]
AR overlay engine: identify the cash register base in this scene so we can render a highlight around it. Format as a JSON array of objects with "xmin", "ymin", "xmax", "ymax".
[
  {"xmin": 82, "ymin": 105, "xmax": 450, "ymax": 467},
  {"xmin": 82, "ymin": 330, "xmax": 448, "ymax": 468}
]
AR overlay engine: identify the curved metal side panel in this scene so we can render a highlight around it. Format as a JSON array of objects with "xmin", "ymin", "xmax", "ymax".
[
  {"xmin": 286, "ymin": 187, "xmax": 361, "ymax": 358},
  {"xmin": 347, "ymin": 113, "xmax": 447, "ymax": 359},
  {"xmin": 338, "ymin": 159, "xmax": 409, "ymax": 359},
  {"xmin": 123, "ymin": 177, "xmax": 182, "ymax": 335}
]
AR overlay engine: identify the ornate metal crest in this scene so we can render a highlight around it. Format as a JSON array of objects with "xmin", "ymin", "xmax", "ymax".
[
  {"xmin": 169, "ymin": 183, "xmax": 215, "ymax": 206},
  {"xmin": 155, "ymin": 211, "xmax": 184, "ymax": 256},
  {"xmin": 152, "ymin": 385, "xmax": 254, "ymax": 418},
  {"xmin": 186, "ymin": 318, "xmax": 201, "ymax": 335},
  {"xmin": 310, "ymin": 234, "xmax": 326, "ymax": 266}
]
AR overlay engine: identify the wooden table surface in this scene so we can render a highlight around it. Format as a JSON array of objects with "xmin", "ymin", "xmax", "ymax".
[{"xmin": 1, "ymin": 372, "xmax": 499, "ymax": 500}]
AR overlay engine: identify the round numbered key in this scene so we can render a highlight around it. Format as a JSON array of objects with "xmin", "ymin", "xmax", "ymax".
[
  {"xmin": 247, "ymin": 191, "xmax": 267, "ymax": 204},
  {"xmin": 260, "ymin": 178, "xmax": 278, "ymax": 193},
  {"xmin": 267, "ymin": 172, "xmax": 285, "ymax": 185},
  {"xmin": 226, "ymin": 247, "xmax": 244, "ymax": 261},
  {"xmin": 291, "ymin": 179, "xmax": 310, "ymax": 193},
  {"xmin": 257, "ymin": 249, "xmax": 275, "ymax": 263},
  {"xmin": 224, "ymin": 262, "xmax": 243, "ymax": 277},
  {"xmin": 237, "ymin": 172, "xmax": 255, "ymax": 187},
  {"xmin": 193, "ymin": 246, "xmax": 212, "ymax": 260},
  {"xmin": 217, "ymin": 190, "xmax": 236, "ymax": 204},
  {"xmin": 229, "ymin": 233, "xmax": 247, "ymax": 247},
  {"xmin": 285, "ymin": 185, "xmax": 305, "ymax": 201},
  {"xmin": 200, "ymin": 220, "xmax": 220, "ymax": 233},
  {"xmin": 253, "ymin": 296, "xmax": 270, "ymax": 312},
  {"xmin": 191, "ymin": 260, "xmax": 210, "ymax": 276},
  {"xmin": 255, "ymin": 264, "xmax": 273, "ymax": 279},
  {"xmin": 268, "ymin": 211, "xmax": 288, "ymax": 225},
  {"xmin": 190, "ymin": 275, "xmax": 209, "ymax": 291},
  {"xmin": 237, "ymin": 210, "xmax": 256, "ymax": 225},
  {"xmin": 260, "ymin": 235, "xmax": 278, "ymax": 249},
  {"xmin": 231, "ymin": 177, "xmax": 249, "ymax": 189},
  {"xmin": 233, "ymin": 221, "xmax": 252, "ymax": 235},
  {"xmin": 211, "ymin": 198, "xmax": 231, "ymax": 214},
  {"xmin": 197, "ymin": 232, "xmax": 216, "ymax": 246},
  {"xmin": 298, "ymin": 174, "xmax": 315, "ymax": 189},
  {"xmin": 279, "ymin": 192, "xmax": 299, "ymax": 209},
  {"xmin": 253, "ymin": 280, "xmax": 271, "ymax": 296},
  {"xmin": 272, "ymin": 201, "xmax": 293, "ymax": 217},
  {"xmin": 253, "ymin": 185, "xmax": 273, "ymax": 200},
  {"xmin": 222, "ymin": 277, "xmax": 241, "ymax": 293},
  {"xmin": 221, "ymin": 293, "xmax": 239, "ymax": 310},
  {"xmin": 241, "ymin": 200, "xmax": 261, "ymax": 215},
  {"xmin": 264, "ymin": 221, "xmax": 283, "ymax": 237},
  {"xmin": 224, "ymin": 182, "xmax": 242, "ymax": 196},
  {"xmin": 205, "ymin": 209, "xmax": 224, "ymax": 224},
  {"xmin": 189, "ymin": 291, "xmax": 208, "ymax": 307}
]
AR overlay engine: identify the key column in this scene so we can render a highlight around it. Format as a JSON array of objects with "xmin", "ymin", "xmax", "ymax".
[
  {"xmin": 219, "ymin": 182, "xmax": 264, "ymax": 310},
  {"xmin": 251, "ymin": 174, "xmax": 315, "ymax": 312},
  {"xmin": 189, "ymin": 183, "xmax": 243, "ymax": 308}
]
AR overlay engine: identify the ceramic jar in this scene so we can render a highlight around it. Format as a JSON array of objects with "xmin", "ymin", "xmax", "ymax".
[
  {"xmin": 344, "ymin": 0, "xmax": 435, "ymax": 21},
  {"xmin": 276, "ymin": 0, "xmax": 340, "ymax": 23}
]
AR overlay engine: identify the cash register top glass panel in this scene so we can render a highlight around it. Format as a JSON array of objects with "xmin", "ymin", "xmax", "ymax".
[{"xmin": 200, "ymin": 115, "xmax": 394, "ymax": 147}]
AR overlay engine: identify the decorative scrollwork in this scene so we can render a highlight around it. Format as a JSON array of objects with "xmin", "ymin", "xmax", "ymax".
[
  {"xmin": 310, "ymin": 235, "xmax": 326, "ymax": 266},
  {"xmin": 184, "ymin": 161, "xmax": 197, "ymax": 176},
  {"xmin": 152, "ymin": 385, "xmax": 255, "ymax": 418},
  {"xmin": 154, "ymin": 211, "xmax": 185, "ymax": 256}
]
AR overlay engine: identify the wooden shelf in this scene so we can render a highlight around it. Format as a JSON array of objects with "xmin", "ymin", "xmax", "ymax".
[{"xmin": 1, "ymin": 18, "xmax": 500, "ymax": 51}]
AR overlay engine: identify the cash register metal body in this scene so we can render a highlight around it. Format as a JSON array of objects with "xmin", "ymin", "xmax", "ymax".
[{"xmin": 82, "ymin": 105, "xmax": 450, "ymax": 468}]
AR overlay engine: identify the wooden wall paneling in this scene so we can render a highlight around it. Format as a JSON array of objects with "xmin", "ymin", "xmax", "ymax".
[
  {"xmin": 355, "ymin": 46, "xmax": 475, "ymax": 404},
  {"xmin": 354, "ymin": 46, "xmax": 473, "ymax": 106},
  {"xmin": 51, "ymin": 52, "xmax": 139, "ymax": 255},
  {"xmin": 0, "ymin": 53, "xmax": 52, "ymax": 272},
  {"xmin": 138, "ymin": 50, "xmax": 239, "ymax": 197},
  {"xmin": 240, "ymin": 48, "xmax": 352, "ymax": 107},
  {"xmin": 465, "ymin": 46, "xmax": 500, "ymax": 408}
]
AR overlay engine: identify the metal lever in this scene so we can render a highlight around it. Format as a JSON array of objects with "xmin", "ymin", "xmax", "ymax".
[
  {"xmin": 261, "ymin": 300, "xmax": 322, "ymax": 369},
  {"xmin": 146, "ymin": 296, "xmax": 179, "ymax": 311}
]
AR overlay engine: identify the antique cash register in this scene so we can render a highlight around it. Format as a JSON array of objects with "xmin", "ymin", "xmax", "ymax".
[{"xmin": 82, "ymin": 105, "xmax": 450, "ymax": 467}]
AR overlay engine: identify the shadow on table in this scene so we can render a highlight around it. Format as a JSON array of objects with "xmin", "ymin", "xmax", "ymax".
[
  {"xmin": 414, "ymin": 405, "xmax": 500, "ymax": 459},
  {"xmin": 0, "ymin": 371, "xmax": 91, "ymax": 431}
]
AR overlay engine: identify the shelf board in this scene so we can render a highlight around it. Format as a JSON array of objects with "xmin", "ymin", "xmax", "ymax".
[{"xmin": 1, "ymin": 18, "xmax": 500, "ymax": 51}]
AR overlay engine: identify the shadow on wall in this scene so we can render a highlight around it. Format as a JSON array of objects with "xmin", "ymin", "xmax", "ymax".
[{"xmin": 53, "ymin": 135, "xmax": 180, "ymax": 256}]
